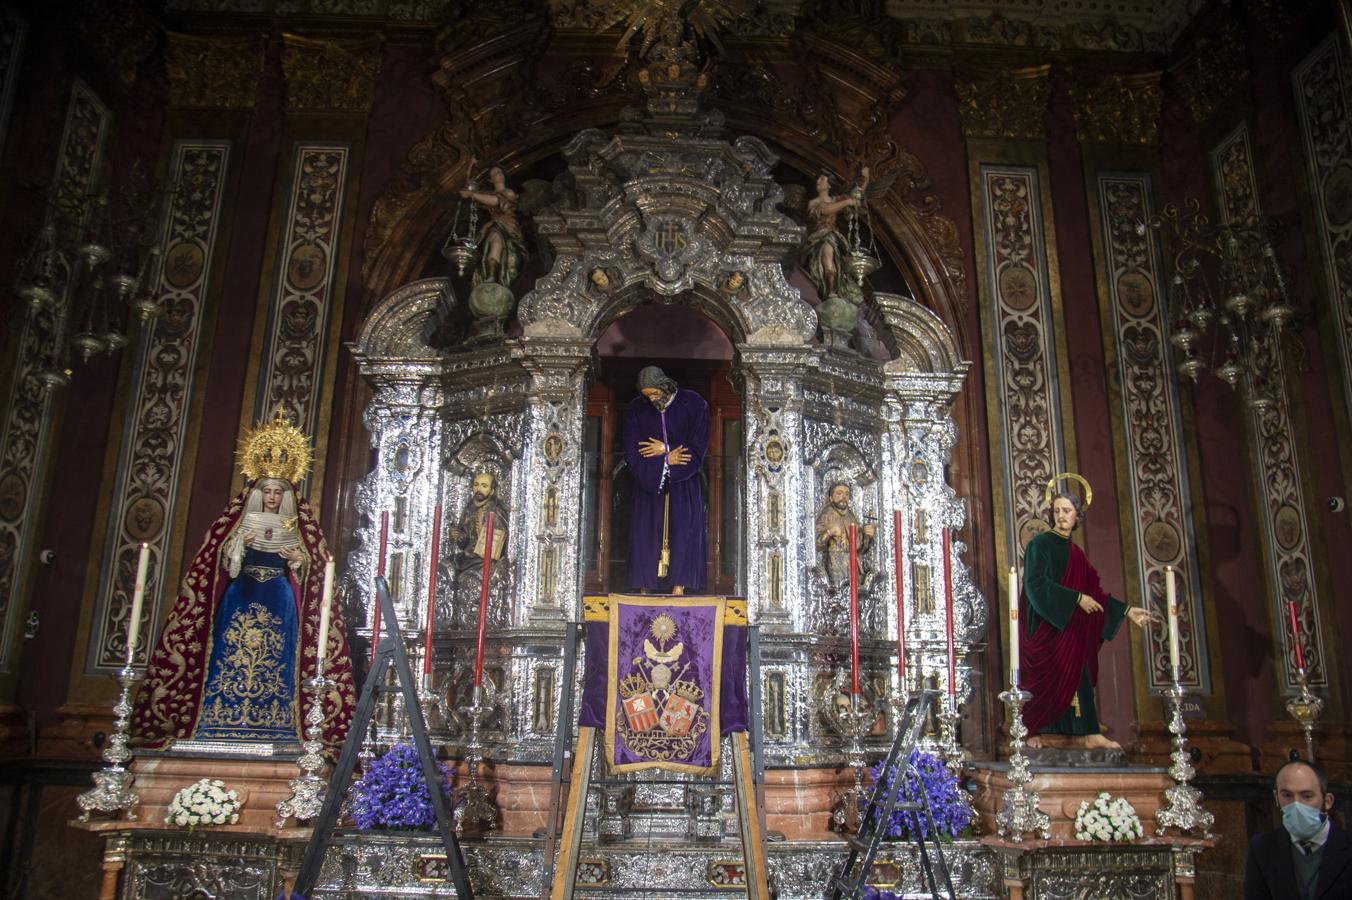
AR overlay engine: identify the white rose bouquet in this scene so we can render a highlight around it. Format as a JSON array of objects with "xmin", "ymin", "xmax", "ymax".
[
  {"xmin": 1073, "ymin": 791, "xmax": 1144, "ymax": 842},
  {"xmin": 166, "ymin": 778, "xmax": 241, "ymax": 829}
]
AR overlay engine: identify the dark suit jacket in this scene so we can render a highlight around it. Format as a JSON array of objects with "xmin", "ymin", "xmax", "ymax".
[{"xmin": 1245, "ymin": 820, "xmax": 1352, "ymax": 900}]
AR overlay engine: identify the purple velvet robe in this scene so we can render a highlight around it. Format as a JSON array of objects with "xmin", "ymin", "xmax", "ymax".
[{"xmin": 623, "ymin": 388, "xmax": 710, "ymax": 591}]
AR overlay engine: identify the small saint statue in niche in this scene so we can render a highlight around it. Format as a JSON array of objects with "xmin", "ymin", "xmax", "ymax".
[
  {"xmin": 814, "ymin": 481, "xmax": 876, "ymax": 590},
  {"xmin": 448, "ymin": 471, "xmax": 510, "ymax": 624}
]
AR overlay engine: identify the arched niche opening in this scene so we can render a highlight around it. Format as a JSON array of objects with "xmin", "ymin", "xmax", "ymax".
[{"xmin": 582, "ymin": 302, "xmax": 743, "ymax": 597}]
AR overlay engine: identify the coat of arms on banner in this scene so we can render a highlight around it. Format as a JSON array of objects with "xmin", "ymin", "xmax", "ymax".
[{"xmin": 616, "ymin": 613, "xmax": 709, "ymax": 763}]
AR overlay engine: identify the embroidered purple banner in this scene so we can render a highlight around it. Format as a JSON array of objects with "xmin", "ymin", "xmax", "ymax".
[{"xmin": 578, "ymin": 595, "xmax": 747, "ymax": 776}]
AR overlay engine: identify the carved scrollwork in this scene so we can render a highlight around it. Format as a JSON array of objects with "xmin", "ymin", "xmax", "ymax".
[
  {"xmin": 166, "ymin": 33, "xmax": 265, "ymax": 110},
  {"xmin": 1071, "ymin": 72, "xmax": 1163, "ymax": 146}
]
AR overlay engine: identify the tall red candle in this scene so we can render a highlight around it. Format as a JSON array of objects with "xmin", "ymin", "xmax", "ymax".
[
  {"xmin": 473, "ymin": 512, "xmax": 495, "ymax": 687},
  {"xmin": 893, "ymin": 509, "xmax": 905, "ymax": 687},
  {"xmin": 1288, "ymin": 600, "xmax": 1306, "ymax": 671},
  {"xmin": 423, "ymin": 505, "xmax": 442, "ymax": 677},
  {"xmin": 942, "ymin": 527, "xmax": 955, "ymax": 696},
  {"xmin": 372, "ymin": 511, "xmax": 389, "ymax": 664},
  {"xmin": 848, "ymin": 524, "xmax": 860, "ymax": 695}
]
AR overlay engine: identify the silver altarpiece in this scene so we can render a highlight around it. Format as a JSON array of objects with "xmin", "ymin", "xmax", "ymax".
[{"xmin": 334, "ymin": 54, "xmax": 993, "ymax": 898}]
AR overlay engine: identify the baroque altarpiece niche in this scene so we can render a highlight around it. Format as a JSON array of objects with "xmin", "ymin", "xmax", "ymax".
[{"xmin": 345, "ymin": 27, "xmax": 981, "ymax": 825}]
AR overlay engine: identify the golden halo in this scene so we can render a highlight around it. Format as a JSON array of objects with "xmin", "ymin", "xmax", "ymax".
[
  {"xmin": 237, "ymin": 406, "xmax": 312, "ymax": 486},
  {"xmin": 1044, "ymin": 473, "xmax": 1093, "ymax": 512}
]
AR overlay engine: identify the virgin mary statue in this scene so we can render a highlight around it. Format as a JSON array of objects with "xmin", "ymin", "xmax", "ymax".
[{"xmin": 132, "ymin": 410, "xmax": 355, "ymax": 751}]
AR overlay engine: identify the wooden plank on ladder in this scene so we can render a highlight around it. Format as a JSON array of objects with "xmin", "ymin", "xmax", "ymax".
[
  {"xmin": 549, "ymin": 725, "xmax": 595, "ymax": 900},
  {"xmin": 732, "ymin": 730, "xmax": 770, "ymax": 899}
]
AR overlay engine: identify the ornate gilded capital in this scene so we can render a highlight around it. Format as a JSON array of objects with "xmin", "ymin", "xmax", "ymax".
[
  {"xmin": 1170, "ymin": 21, "xmax": 1247, "ymax": 125},
  {"xmin": 1072, "ymin": 72, "xmax": 1162, "ymax": 146},
  {"xmin": 955, "ymin": 65, "xmax": 1050, "ymax": 140},
  {"xmin": 167, "ymin": 33, "xmax": 265, "ymax": 110},
  {"xmin": 76, "ymin": 0, "xmax": 159, "ymax": 86},
  {"xmin": 281, "ymin": 34, "xmax": 383, "ymax": 114}
]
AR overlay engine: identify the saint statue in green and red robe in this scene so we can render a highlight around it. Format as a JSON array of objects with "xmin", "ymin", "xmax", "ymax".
[{"xmin": 1019, "ymin": 487, "xmax": 1153, "ymax": 750}]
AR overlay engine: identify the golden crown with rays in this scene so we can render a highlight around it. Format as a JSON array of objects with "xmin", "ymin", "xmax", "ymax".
[{"xmin": 237, "ymin": 407, "xmax": 312, "ymax": 485}]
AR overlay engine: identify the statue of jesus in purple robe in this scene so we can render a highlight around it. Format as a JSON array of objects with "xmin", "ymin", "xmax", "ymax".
[{"xmin": 623, "ymin": 366, "xmax": 710, "ymax": 595}]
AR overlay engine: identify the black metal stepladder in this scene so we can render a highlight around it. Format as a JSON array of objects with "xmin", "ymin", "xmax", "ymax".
[
  {"xmin": 830, "ymin": 689, "xmax": 956, "ymax": 900},
  {"xmin": 293, "ymin": 576, "xmax": 474, "ymax": 899},
  {"xmin": 545, "ymin": 609, "xmax": 770, "ymax": 900}
]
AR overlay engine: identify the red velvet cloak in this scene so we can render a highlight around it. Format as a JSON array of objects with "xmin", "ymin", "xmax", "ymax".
[
  {"xmin": 132, "ymin": 486, "xmax": 356, "ymax": 752},
  {"xmin": 1017, "ymin": 531, "xmax": 1125, "ymax": 736}
]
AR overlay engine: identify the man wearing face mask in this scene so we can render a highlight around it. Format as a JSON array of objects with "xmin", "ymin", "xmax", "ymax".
[{"xmin": 1244, "ymin": 759, "xmax": 1352, "ymax": 899}]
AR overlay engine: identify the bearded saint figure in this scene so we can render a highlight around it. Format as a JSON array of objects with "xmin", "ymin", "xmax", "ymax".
[
  {"xmin": 1020, "ymin": 476, "xmax": 1154, "ymax": 750},
  {"xmin": 448, "ymin": 471, "xmax": 510, "ymax": 620},
  {"xmin": 132, "ymin": 410, "xmax": 355, "ymax": 752},
  {"xmin": 814, "ymin": 481, "xmax": 876, "ymax": 589}
]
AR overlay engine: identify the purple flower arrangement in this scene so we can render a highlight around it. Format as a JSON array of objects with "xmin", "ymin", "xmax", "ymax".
[
  {"xmin": 867, "ymin": 748, "xmax": 973, "ymax": 841},
  {"xmin": 350, "ymin": 743, "xmax": 454, "ymax": 831}
]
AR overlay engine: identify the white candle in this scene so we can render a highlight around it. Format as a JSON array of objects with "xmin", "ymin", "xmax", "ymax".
[
  {"xmin": 125, "ymin": 542, "xmax": 150, "ymax": 667},
  {"xmin": 1166, "ymin": 565, "xmax": 1180, "ymax": 681},
  {"xmin": 317, "ymin": 555, "xmax": 335, "ymax": 674},
  {"xmin": 1008, "ymin": 566, "xmax": 1019, "ymax": 685}
]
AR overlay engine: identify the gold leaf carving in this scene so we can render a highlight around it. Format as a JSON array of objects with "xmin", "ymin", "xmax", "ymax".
[
  {"xmin": 167, "ymin": 33, "xmax": 266, "ymax": 110},
  {"xmin": 76, "ymin": 0, "xmax": 159, "ymax": 87},
  {"xmin": 955, "ymin": 65, "xmax": 1050, "ymax": 140},
  {"xmin": 282, "ymin": 34, "xmax": 383, "ymax": 114},
  {"xmin": 1170, "ymin": 20, "xmax": 1247, "ymax": 125},
  {"xmin": 1071, "ymin": 72, "xmax": 1162, "ymax": 146}
]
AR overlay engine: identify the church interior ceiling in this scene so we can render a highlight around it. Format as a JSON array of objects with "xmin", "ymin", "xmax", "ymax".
[{"xmin": 158, "ymin": 0, "xmax": 1208, "ymax": 52}]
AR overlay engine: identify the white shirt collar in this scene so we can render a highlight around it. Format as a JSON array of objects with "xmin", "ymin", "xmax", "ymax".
[{"xmin": 1290, "ymin": 817, "xmax": 1332, "ymax": 851}]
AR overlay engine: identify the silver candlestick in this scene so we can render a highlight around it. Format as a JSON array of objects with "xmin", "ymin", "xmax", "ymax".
[
  {"xmin": 821, "ymin": 673, "xmax": 875, "ymax": 834},
  {"xmin": 78, "ymin": 666, "xmax": 142, "ymax": 821},
  {"xmin": 418, "ymin": 669, "xmax": 446, "ymax": 728},
  {"xmin": 938, "ymin": 692, "xmax": 968, "ymax": 769},
  {"xmin": 937, "ymin": 692, "xmax": 975, "ymax": 830},
  {"xmin": 1154, "ymin": 682, "xmax": 1214, "ymax": 838},
  {"xmin": 995, "ymin": 683, "xmax": 1049, "ymax": 841},
  {"xmin": 455, "ymin": 681, "xmax": 500, "ymax": 833},
  {"xmin": 1285, "ymin": 666, "xmax": 1323, "ymax": 763},
  {"xmin": 276, "ymin": 673, "xmax": 333, "ymax": 825}
]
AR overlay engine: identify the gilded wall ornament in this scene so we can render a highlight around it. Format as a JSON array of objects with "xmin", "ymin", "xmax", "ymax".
[
  {"xmin": 166, "ymin": 33, "xmax": 265, "ymax": 110},
  {"xmin": 955, "ymin": 66, "xmax": 1050, "ymax": 140},
  {"xmin": 1071, "ymin": 72, "xmax": 1162, "ymax": 146},
  {"xmin": 1170, "ymin": 21, "xmax": 1247, "ymax": 126},
  {"xmin": 281, "ymin": 34, "xmax": 383, "ymax": 114},
  {"xmin": 75, "ymin": 0, "xmax": 158, "ymax": 86}
]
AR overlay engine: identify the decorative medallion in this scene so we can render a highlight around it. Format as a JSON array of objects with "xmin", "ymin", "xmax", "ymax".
[
  {"xmin": 250, "ymin": 143, "xmax": 350, "ymax": 446},
  {"xmin": 978, "ymin": 165, "xmax": 1069, "ymax": 566},
  {"xmin": 90, "ymin": 140, "xmax": 230, "ymax": 671},
  {"xmin": 1094, "ymin": 172, "xmax": 1209, "ymax": 691}
]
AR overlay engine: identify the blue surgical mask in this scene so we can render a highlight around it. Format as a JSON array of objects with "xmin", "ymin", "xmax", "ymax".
[{"xmin": 1282, "ymin": 801, "xmax": 1326, "ymax": 841}]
